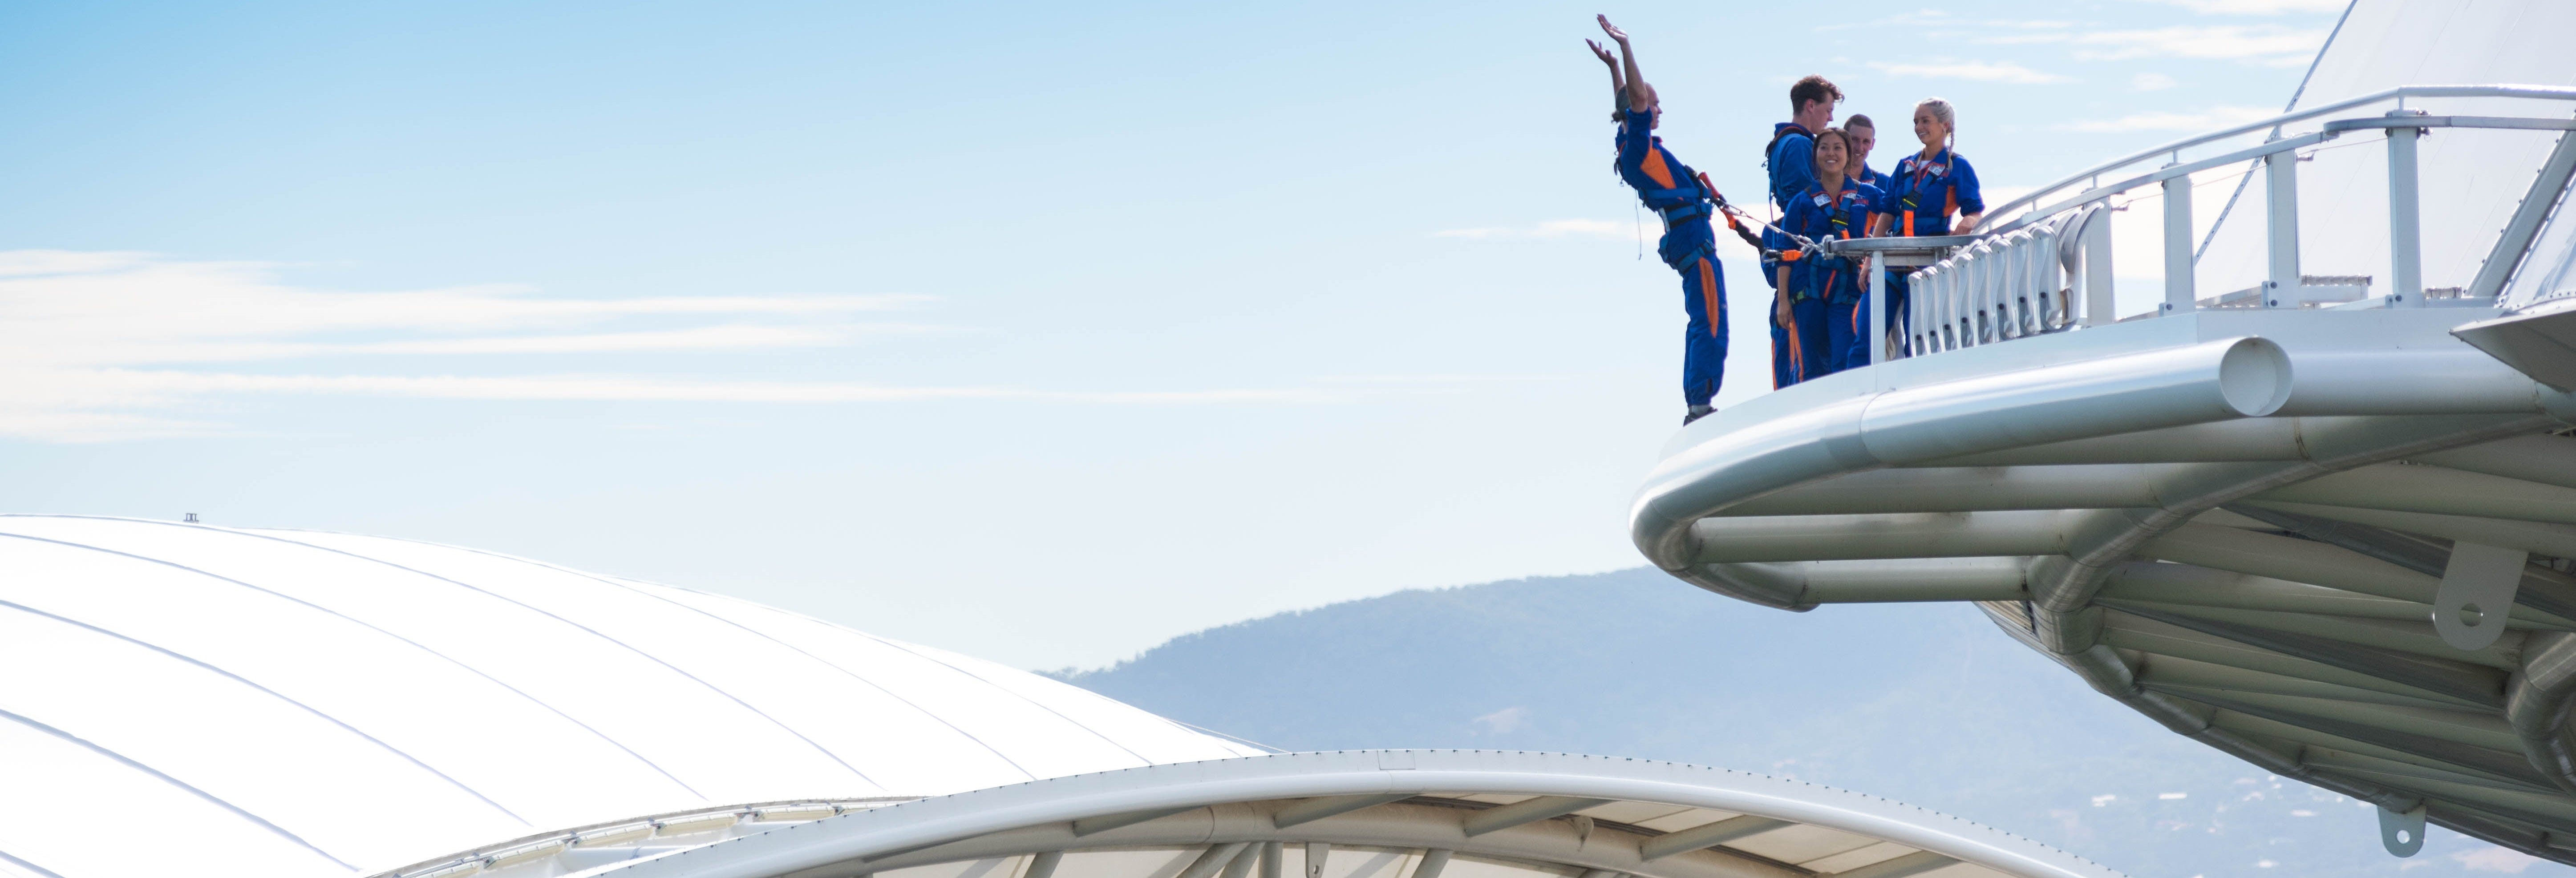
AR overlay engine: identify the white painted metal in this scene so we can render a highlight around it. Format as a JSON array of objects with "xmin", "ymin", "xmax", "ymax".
[
  {"xmin": 2436, "ymin": 543, "xmax": 2532, "ymax": 650},
  {"xmin": 2386, "ymin": 113, "xmax": 2426, "ymax": 307},
  {"xmin": 571, "ymin": 750, "xmax": 2122, "ymax": 878},
  {"xmin": 2264, "ymin": 149, "xmax": 2302, "ymax": 308},
  {"xmin": 1640, "ymin": 174, "xmax": 2576, "ymax": 862},
  {"xmin": 2163, "ymin": 170, "xmax": 2195, "ymax": 315}
]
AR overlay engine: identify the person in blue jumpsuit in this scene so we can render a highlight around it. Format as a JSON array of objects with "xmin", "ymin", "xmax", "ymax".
[
  {"xmin": 1844, "ymin": 115, "xmax": 1887, "ymax": 192},
  {"xmin": 1765, "ymin": 75, "xmax": 1839, "ymax": 388},
  {"xmin": 1865, "ymin": 97, "xmax": 1985, "ymax": 367},
  {"xmin": 1591, "ymin": 16, "xmax": 1725, "ymax": 425},
  {"xmin": 1838, "ymin": 115, "xmax": 1891, "ymax": 368},
  {"xmin": 1775, "ymin": 128, "xmax": 1880, "ymax": 384}
]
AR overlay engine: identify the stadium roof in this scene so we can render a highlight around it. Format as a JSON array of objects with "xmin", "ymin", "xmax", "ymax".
[
  {"xmin": 412, "ymin": 750, "xmax": 2123, "ymax": 878},
  {"xmin": 0, "ymin": 514, "xmax": 1258, "ymax": 878}
]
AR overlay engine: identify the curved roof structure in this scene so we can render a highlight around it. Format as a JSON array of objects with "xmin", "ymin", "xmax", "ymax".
[
  {"xmin": 449, "ymin": 750, "xmax": 2120, "ymax": 878},
  {"xmin": 0, "ymin": 514, "xmax": 1259, "ymax": 878}
]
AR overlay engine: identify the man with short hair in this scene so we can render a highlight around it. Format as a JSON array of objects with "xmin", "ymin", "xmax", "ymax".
[
  {"xmin": 1844, "ymin": 114, "xmax": 1885, "ymax": 190},
  {"xmin": 1764, "ymin": 74, "xmax": 1840, "ymax": 388}
]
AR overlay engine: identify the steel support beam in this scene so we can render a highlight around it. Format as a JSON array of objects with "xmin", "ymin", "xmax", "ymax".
[
  {"xmin": 1693, "ymin": 511, "xmax": 2080, "ymax": 563},
  {"xmin": 1183, "ymin": 845, "xmax": 1254, "ymax": 878},
  {"xmin": 2470, "ymin": 129, "xmax": 2576, "ymax": 300},
  {"xmin": 1461, "ymin": 797, "xmax": 1609, "ymax": 838},
  {"xmin": 1274, "ymin": 795, "xmax": 1412, "ymax": 829},
  {"xmin": 1410, "ymin": 850, "xmax": 1451, "ymax": 878},
  {"xmin": 2264, "ymin": 148, "xmax": 2302, "ymax": 307},
  {"xmin": 2386, "ymin": 114, "xmax": 2426, "ymax": 306},
  {"xmin": 2250, "ymin": 502, "xmax": 2576, "ymax": 559},
  {"xmin": 2252, "ymin": 463, "xmax": 2576, "ymax": 526},
  {"xmin": 2163, "ymin": 170, "xmax": 2195, "ymax": 314},
  {"xmin": 1073, "ymin": 806, "xmax": 1200, "ymax": 837},
  {"xmin": 1834, "ymin": 851, "xmax": 1956, "ymax": 878},
  {"xmin": 1637, "ymin": 816, "xmax": 1790, "ymax": 861}
]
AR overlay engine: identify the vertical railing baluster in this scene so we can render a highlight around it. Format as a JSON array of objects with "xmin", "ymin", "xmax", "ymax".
[
  {"xmin": 2163, "ymin": 161, "xmax": 2195, "ymax": 315},
  {"xmin": 2386, "ymin": 109, "xmax": 2426, "ymax": 307},
  {"xmin": 2264, "ymin": 146, "xmax": 2303, "ymax": 308},
  {"xmin": 2083, "ymin": 202, "xmax": 2115, "ymax": 326}
]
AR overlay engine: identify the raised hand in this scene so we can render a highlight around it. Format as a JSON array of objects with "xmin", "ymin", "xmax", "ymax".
[
  {"xmin": 1596, "ymin": 15, "xmax": 1629, "ymax": 45},
  {"xmin": 1587, "ymin": 38, "xmax": 1618, "ymax": 67}
]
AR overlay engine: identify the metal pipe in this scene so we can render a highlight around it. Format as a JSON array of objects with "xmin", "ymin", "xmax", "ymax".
[
  {"xmin": 1684, "ymin": 557, "xmax": 2029, "ymax": 609},
  {"xmin": 2248, "ymin": 502, "xmax": 2576, "ymax": 559},
  {"xmin": 2276, "ymin": 349, "xmax": 2571, "ymax": 416},
  {"xmin": 1926, "ymin": 418, "xmax": 2310, "ymax": 466},
  {"xmin": 1632, "ymin": 337, "xmax": 2293, "ymax": 575},
  {"xmin": 2387, "ymin": 113, "xmax": 2426, "ymax": 307},
  {"xmin": 1691, "ymin": 512, "xmax": 2078, "ymax": 563},
  {"xmin": 2140, "ymin": 522, "xmax": 2440, "ymax": 603},
  {"xmin": 2252, "ymin": 462, "xmax": 2576, "ymax": 526},
  {"xmin": 2418, "ymin": 433, "xmax": 2576, "ymax": 491},
  {"xmin": 2162, "ymin": 170, "xmax": 2195, "ymax": 314},
  {"xmin": 2509, "ymin": 632, "xmax": 2576, "ymax": 794},
  {"xmin": 2264, "ymin": 149, "xmax": 2302, "ymax": 308},
  {"xmin": 1719, "ymin": 464, "xmax": 2181, "ymax": 515}
]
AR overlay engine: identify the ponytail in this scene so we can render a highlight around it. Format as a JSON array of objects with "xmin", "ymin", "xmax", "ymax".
[{"xmin": 1916, "ymin": 97, "xmax": 1957, "ymax": 154}]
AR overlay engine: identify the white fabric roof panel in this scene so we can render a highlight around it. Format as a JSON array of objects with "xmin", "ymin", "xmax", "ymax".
[
  {"xmin": 2194, "ymin": 0, "xmax": 2576, "ymax": 305},
  {"xmin": 0, "ymin": 515, "xmax": 1260, "ymax": 878}
]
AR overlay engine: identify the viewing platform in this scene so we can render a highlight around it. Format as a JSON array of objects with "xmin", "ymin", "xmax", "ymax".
[{"xmin": 1633, "ymin": 85, "xmax": 2576, "ymax": 863}]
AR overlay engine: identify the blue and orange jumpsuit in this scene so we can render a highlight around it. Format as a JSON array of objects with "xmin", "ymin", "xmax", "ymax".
[
  {"xmin": 1873, "ymin": 148, "xmax": 1984, "ymax": 366},
  {"xmin": 1616, "ymin": 107, "xmax": 1726, "ymax": 410},
  {"xmin": 1763, "ymin": 123, "xmax": 1818, "ymax": 389},
  {"xmin": 1778, "ymin": 180, "xmax": 1880, "ymax": 385}
]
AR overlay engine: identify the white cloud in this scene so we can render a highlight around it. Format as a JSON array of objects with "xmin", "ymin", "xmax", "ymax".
[
  {"xmin": 1868, "ymin": 60, "xmax": 2072, "ymax": 84},
  {"xmin": 0, "ymin": 251, "xmax": 1345, "ymax": 441},
  {"xmin": 2132, "ymin": 0, "xmax": 2348, "ymax": 13},
  {"xmin": 2066, "ymin": 25, "xmax": 2328, "ymax": 66},
  {"xmin": 2453, "ymin": 846, "xmax": 2541, "ymax": 874},
  {"xmin": 2060, "ymin": 105, "xmax": 2279, "ymax": 133},
  {"xmin": 1435, "ymin": 219, "xmax": 1632, "ymax": 239},
  {"xmin": 1471, "ymin": 706, "xmax": 1529, "ymax": 734},
  {"xmin": 2132, "ymin": 72, "xmax": 2179, "ymax": 91}
]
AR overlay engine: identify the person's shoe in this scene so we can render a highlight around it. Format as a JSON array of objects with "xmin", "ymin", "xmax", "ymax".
[{"xmin": 1683, "ymin": 405, "xmax": 1715, "ymax": 425}]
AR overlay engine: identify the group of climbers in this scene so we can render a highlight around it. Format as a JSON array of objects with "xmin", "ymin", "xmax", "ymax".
[{"xmin": 1589, "ymin": 15, "xmax": 1985, "ymax": 425}]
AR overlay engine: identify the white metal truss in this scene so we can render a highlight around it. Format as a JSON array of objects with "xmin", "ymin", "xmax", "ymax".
[{"xmin": 384, "ymin": 750, "xmax": 2119, "ymax": 878}]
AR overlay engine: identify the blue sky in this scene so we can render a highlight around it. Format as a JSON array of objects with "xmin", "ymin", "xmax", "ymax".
[{"xmin": 0, "ymin": 0, "xmax": 2345, "ymax": 670}]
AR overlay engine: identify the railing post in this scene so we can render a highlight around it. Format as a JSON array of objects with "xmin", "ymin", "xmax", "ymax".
[
  {"xmin": 1866, "ymin": 250, "xmax": 1887, "ymax": 364},
  {"xmin": 2162, "ymin": 165, "xmax": 2195, "ymax": 315},
  {"xmin": 2386, "ymin": 110, "xmax": 2426, "ymax": 307},
  {"xmin": 2083, "ymin": 204, "xmax": 2115, "ymax": 326},
  {"xmin": 2264, "ymin": 146, "xmax": 2302, "ymax": 308}
]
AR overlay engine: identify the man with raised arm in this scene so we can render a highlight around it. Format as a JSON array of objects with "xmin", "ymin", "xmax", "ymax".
[{"xmin": 1591, "ymin": 15, "xmax": 1725, "ymax": 425}]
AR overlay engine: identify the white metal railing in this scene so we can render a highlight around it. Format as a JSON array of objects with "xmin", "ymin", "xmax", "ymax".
[{"xmin": 1821, "ymin": 85, "xmax": 2576, "ymax": 365}]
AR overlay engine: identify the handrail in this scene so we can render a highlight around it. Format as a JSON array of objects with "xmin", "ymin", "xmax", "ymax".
[
  {"xmin": 1796, "ymin": 84, "xmax": 2576, "ymax": 370},
  {"xmin": 1982, "ymin": 84, "xmax": 2576, "ymax": 235}
]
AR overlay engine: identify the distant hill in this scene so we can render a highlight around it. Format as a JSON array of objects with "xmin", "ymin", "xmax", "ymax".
[{"xmin": 1054, "ymin": 568, "xmax": 2565, "ymax": 877}]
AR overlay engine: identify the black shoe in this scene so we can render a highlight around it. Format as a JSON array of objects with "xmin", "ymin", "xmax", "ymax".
[{"xmin": 1683, "ymin": 405, "xmax": 1715, "ymax": 425}]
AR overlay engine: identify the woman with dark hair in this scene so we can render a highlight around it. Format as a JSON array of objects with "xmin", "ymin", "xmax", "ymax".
[{"xmin": 1774, "ymin": 127, "xmax": 1880, "ymax": 385}]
